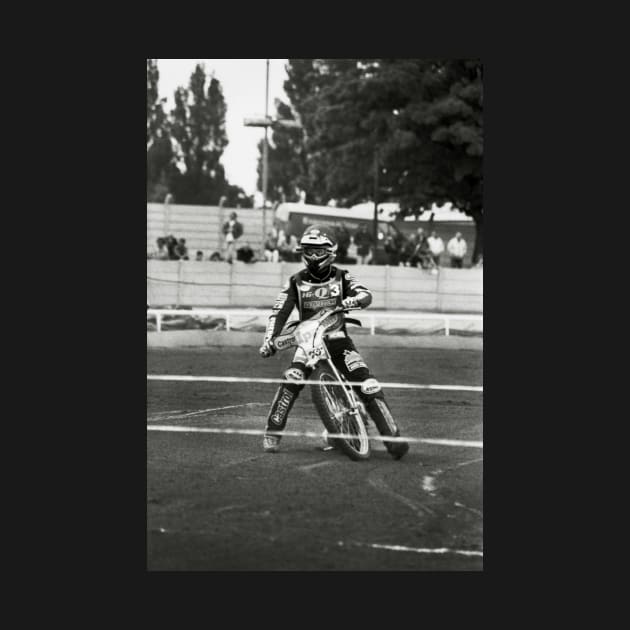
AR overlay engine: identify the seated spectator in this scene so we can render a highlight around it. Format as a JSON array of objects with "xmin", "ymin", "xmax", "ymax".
[
  {"xmin": 165, "ymin": 235, "xmax": 178, "ymax": 260},
  {"xmin": 416, "ymin": 234, "xmax": 435, "ymax": 270},
  {"xmin": 236, "ymin": 241, "xmax": 256, "ymax": 263},
  {"xmin": 148, "ymin": 237, "xmax": 169, "ymax": 260},
  {"xmin": 427, "ymin": 230, "xmax": 445, "ymax": 267},
  {"xmin": 195, "ymin": 250, "xmax": 204, "ymax": 261},
  {"xmin": 447, "ymin": 232, "xmax": 467, "ymax": 268},
  {"xmin": 209, "ymin": 251, "xmax": 223, "ymax": 262},
  {"xmin": 383, "ymin": 233, "xmax": 402, "ymax": 266},
  {"xmin": 354, "ymin": 224, "xmax": 374, "ymax": 264},
  {"xmin": 174, "ymin": 238, "xmax": 189, "ymax": 260},
  {"xmin": 263, "ymin": 230, "xmax": 279, "ymax": 262},
  {"xmin": 278, "ymin": 231, "xmax": 299, "ymax": 262},
  {"xmin": 400, "ymin": 233, "xmax": 418, "ymax": 266}
]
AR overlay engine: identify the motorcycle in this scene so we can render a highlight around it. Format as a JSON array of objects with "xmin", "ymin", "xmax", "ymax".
[{"xmin": 272, "ymin": 306, "xmax": 373, "ymax": 461}]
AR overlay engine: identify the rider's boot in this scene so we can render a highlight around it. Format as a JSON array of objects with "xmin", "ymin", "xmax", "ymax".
[{"xmin": 263, "ymin": 367, "xmax": 304, "ymax": 452}]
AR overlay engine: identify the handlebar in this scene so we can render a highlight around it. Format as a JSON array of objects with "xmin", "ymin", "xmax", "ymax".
[{"xmin": 327, "ymin": 306, "xmax": 362, "ymax": 316}]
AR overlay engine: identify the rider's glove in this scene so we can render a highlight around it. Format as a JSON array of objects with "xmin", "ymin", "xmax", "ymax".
[
  {"xmin": 342, "ymin": 296, "xmax": 360, "ymax": 309},
  {"xmin": 259, "ymin": 339, "xmax": 276, "ymax": 358}
]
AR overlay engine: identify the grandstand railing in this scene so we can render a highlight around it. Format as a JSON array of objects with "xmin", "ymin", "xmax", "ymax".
[{"xmin": 147, "ymin": 308, "xmax": 483, "ymax": 337}]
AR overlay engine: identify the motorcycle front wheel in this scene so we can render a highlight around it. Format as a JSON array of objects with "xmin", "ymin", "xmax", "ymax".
[{"xmin": 310, "ymin": 364, "xmax": 370, "ymax": 461}]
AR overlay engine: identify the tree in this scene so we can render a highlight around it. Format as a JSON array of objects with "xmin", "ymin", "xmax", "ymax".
[
  {"xmin": 383, "ymin": 59, "xmax": 483, "ymax": 261},
  {"xmin": 168, "ymin": 64, "xmax": 231, "ymax": 205},
  {"xmin": 256, "ymin": 99, "xmax": 308, "ymax": 204},
  {"xmin": 277, "ymin": 58, "xmax": 484, "ymax": 261},
  {"xmin": 147, "ymin": 59, "xmax": 176, "ymax": 202}
]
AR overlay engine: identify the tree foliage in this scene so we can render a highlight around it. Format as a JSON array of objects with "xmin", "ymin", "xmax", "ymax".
[
  {"xmin": 261, "ymin": 58, "xmax": 483, "ymax": 259},
  {"xmin": 146, "ymin": 60, "xmax": 253, "ymax": 207},
  {"xmin": 256, "ymin": 99, "xmax": 308, "ymax": 203}
]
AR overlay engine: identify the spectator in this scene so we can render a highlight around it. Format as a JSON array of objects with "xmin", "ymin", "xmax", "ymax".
[
  {"xmin": 447, "ymin": 232, "xmax": 467, "ymax": 268},
  {"xmin": 209, "ymin": 251, "xmax": 223, "ymax": 261},
  {"xmin": 400, "ymin": 233, "xmax": 418, "ymax": 267},
  {"xmin": 336, "ymin": 223, "xmax": 351, "ymax": 263},
  {"xmin": 383, "ymin": 234, "xmax": 400, "ymax": 266},
  {"xmin": 354, "ymin": 224, "xmax": 374, "ymax": 264},
  {"xmin": 222, "ymin": 211, "xmax": 244, "ymax": 264},
  {"xmin": 427, "ymin": 230, "xmax": 445, "ymax": 267},
  {"xmin": 165, "ymin": 235, "xmax": 178, "ymax": 260},
  {"xmin": 416, "ymin": 232, "xmax": 434, "ymax": 270},
  {"xmin": 195, "ymin": 250, "xmax": 204, "ymax": 261},
  {"xmin": 263, "ymin": 229, "xmax": 279, "ymax": 262},
  {"xmin": 148, "ymin": 237, "xmax": 169, "ymax": 260},
  {"xmin": 237, "ymin": 241, "xmax": 256, "ymax": 263},
  {"xmin": 346, "ymin": 235, "xmax": 358, "ymax": 264},
  {"xmin": 278, "ymin": 231, "xmax": 298, "ymax": 262},
  {"xmin": 174, "ymin": 238, "xmax": 189, "ymax": 260}
]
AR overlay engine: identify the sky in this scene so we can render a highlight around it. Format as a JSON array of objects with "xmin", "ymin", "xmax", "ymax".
[{"xmin": 156, "ymin": 59, "xmax": 289, "ymax": 198}]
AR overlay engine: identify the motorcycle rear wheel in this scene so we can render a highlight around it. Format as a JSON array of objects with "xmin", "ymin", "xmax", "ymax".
[{"xmin": 310, "ymin": 364, "xmax": 370, "ymax": 461}]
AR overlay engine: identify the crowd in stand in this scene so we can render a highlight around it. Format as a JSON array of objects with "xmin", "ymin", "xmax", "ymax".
[
  {"xmin": 147, "ymin": 235, "xmax": 190, "ymax": 260},
  {"xmin": 147, "ymin": 211, "xmax": 481, "ymax": 269},
  {"xmin": 263, "ymin": 223, "xmax": 475, "ymax": 269}
]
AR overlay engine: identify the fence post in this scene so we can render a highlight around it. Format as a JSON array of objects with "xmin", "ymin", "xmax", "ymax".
[
  {"xmin": 371, "ymin": 315, "xmax": 376, "ymax": 335},
  {"xmin": 444, "ymin": 316, "xmax": 450, "ymax": 336},
  {"xmin": 176, "ymin": 260, "xmax": 182, "ymax": 308},
  {"xmin": 228, "ymin": 261, "xmax": 234, "ymax": 306},
  {"xmin": 218, "ymin": 206, "xmax": 226, "ymax": 257},
  {"xmin": 226, "ymin": 312, "xmax": 231, "ymax": 331},
  {"xmin": 156, "ymin": 312, "xmax": 162, "ymax": 333}
]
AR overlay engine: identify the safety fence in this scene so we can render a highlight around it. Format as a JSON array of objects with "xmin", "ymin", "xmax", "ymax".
[{"xmin": 147, "ymin": 261, "xmax": 482, "ymax": 313}]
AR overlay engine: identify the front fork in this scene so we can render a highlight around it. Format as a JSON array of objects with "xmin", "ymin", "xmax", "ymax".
[{"xmin": 318, "ymin": 353, "xmax": 366, "ymax": 424}]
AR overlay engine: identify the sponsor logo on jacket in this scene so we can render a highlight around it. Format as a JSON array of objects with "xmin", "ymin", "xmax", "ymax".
[{"xmin": 303, "ymin": 298, "xmax": 338, "ymax": 309}]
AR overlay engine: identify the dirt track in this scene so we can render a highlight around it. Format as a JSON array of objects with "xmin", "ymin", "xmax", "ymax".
[{"xmin": 147, "ymin": 346, "xmax": 483, "ymax": 570}]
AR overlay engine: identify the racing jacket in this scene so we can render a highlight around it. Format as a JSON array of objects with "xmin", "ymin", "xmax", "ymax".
[{"xmin": 263, "ymin": 266, "xmax": 372, "ymax": 344}]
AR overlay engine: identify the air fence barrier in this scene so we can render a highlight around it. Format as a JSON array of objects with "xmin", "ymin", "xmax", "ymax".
[{"xmin": 147, "ymin": 308, "xmax": 482, "ymax": 337}]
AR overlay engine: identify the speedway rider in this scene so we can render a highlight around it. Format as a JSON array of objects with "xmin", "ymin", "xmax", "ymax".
[{"xmin": 259, "ymin": 225, "xmax": 410, "ymax": 460}]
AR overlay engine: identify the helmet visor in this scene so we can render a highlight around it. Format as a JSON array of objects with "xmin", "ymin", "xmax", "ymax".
[{"xmin": 302, "ymin": 247, "xmax": 330, "ymax": 260}]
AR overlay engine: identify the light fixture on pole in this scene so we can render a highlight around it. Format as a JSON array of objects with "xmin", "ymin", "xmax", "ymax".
[{"xmin": 244, "ymin": 59, "xmax": 302, "ymax": 252}]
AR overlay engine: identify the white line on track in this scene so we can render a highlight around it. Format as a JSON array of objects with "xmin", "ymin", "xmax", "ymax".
[
  {"xmin": 422, "ymin": 476, "xmax": 437, "ymax": 493},
  {"xmin": 146, "ymin": 424, "xmax": 483, "ymax": 448},
  {"xmin": 454, "ymin": 457, "xmax": 484, "ymax": 469},
  {"xmin": 147, "ymin": 402, "xmax": 266, "ymax": 422},
  {"xmin": 454, "ymin": 501, "xmax": 483, "ymax": 518},
  {"xmin": 368, "ymin": 471, "xmax": 435, "ymax": 516},
  {"xmin": 298, "ymin": 460, "xmax": 336, "ymax": 472},
  {"xmin": 345, "ymin": 541, "xmax": 483, "ymax": 558},
  {"xmin": 147, "ymin": 374, "xmax": 483, "ymax": 393}
]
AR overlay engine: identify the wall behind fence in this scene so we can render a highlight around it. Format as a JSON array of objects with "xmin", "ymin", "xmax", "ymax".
[
  {"xmin": 147, "ymin": 261, "xmax": 482, "ymax": 313},
  {"xmin": 147, "ymin": 203, "xmax": 274, "ymax": 256}
]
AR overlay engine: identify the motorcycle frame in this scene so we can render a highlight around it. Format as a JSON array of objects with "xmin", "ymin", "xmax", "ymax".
[{"xmin": 276, "ymin": 307, "xmax": 365, "ymax": 421}]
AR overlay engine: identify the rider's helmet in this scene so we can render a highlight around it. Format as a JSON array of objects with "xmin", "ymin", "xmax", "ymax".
[{"xmin": 296, "ymin": 225, "xmax": 338, "ymax": 279}]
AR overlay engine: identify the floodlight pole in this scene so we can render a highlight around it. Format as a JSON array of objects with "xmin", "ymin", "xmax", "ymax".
[
  {"xmin": 243, "ymin": 61, "xmax": 302, "ymax": 254},
  {"xmin": 373, "ymin": 146, "xmax": 379, "ymax": 257},
  {"xmin": 262, "ymin": 59, "xmax": 270, "ymax": 247}
]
